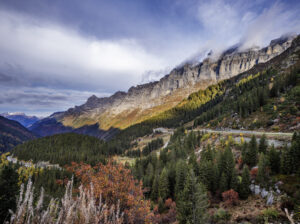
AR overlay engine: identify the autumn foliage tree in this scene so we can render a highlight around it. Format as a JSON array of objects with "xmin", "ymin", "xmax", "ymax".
[{"xmin": 68, "ymin": 161, "xmax": 153, "ymax": 224}]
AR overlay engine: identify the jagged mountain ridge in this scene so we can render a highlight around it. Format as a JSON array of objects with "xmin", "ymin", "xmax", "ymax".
[{"xmin": 31, "ymin": 35, "xmax": 295, "ymax": 138}]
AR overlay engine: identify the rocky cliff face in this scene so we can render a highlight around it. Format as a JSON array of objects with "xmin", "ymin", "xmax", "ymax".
[{"xmin": 31, "ymin": 35, "xmax": 296, "ymax": 138}]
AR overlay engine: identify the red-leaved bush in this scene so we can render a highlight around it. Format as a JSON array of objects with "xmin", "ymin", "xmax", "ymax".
[
  {"xmin": 222, "ymin": 189, "xmax": 239, "ymax": 207},
  {"xmin": 250, "ymin": 167, "xmax": 258, "ymax": 179},
  {"xmin": 152, "ymin": 198, "xmax": 177, "ymax": 224}
]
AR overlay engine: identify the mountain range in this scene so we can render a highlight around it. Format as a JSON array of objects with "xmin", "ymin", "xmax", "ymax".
[
  {"xmin": 28, "ymin": 35, "xmax": 297, "ymax": 139},
  {"xmin": 1, "ymin": 112, "xmax": 41, "ymax": 128}
]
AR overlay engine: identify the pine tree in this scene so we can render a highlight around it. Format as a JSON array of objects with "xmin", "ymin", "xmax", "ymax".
[
  {"xmin": 167, "ymin": 161, "xmax": 177, "ymax": 199},
  {"xmin": 211, "ymin": 163, "xmax": 219, "ymax": 194},
  {"xmin": 230, "ymin": 169, "xmax": 239, "ymax": 192},
  {"xmin": 290, "ymin": 132, "xmax": 300, "ymax": 173},
  {"xmin": 258, "ymin": 134, "xmax": 268, "ymax": 154},
  {"xmin": 219, "ymin": 173, "xmax": 227, "ymax": 193},
  {"xmin": 218, "ymin": 146, "xmax": 235, "ymax": 191},
  {"xmin": 188, "ymin": 153, "xmax": 200, "ymax": 176},
  {"xmin": 177, "ymin": 170, "xmax": 209, "ymax": 224},
  {"xmin": 241, "ymin": 142, "xmax": 248, "ymax": 164},
  {"xmin": 158, "ymin": 168, "xmax": 169, "ymax": 200},
  {"xmin": 223, "ymin": 147, "xmax": 235, "ymax": 179},
  {"xmin": 268, "ymin": 145, "xmax": 280, "ymax": 174},
  {"xmin": 151, "ymin": 173, "xmax": 159, "ymax": 201},
  {"xmin": 199, "ymin": 160, "xmax": 219, "ymax": 194},
  {"xmin": 257, "ymin": 153, "xmax": 269, "ymax": 186},
  {"xmin": 239, "ymin": 165, "xmax": 251, "ymax": 200},
  {"xmin": 247, "ymin": 135, "xmax": 258, "ymax": 167},
  {"xmin": 0, "ymin": 165, "xmax": 19, "ymax": 223},
  {"xmin": 143, "ymin": 163, "xmax": 154, "ymax": 188},
  {"xmin": 281, "ymin": 146, "xmax": 293, "ymax": 174},
  {"xmin": 175, "ymin": 160, "xmax": 188, "ymax": 199},
  {"xmin": 201, "ymin": 144, "xmax": 213, "ymax": 161}
]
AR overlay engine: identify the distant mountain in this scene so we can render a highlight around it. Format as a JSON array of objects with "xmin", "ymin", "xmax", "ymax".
[
  {"xmin": 29, "ymin": 116, "xmax": 118, "ymax": 140},
  {"xmin": 32, "ymin": 35, "xmax": 296, "ymax": 139},
  {"xmin": 1, "ymin": 112, "xmax": 41, "ymax": 128},
  {"xmin": 0, "ymin": 115, "xmax": 36, "ymax": 153}
]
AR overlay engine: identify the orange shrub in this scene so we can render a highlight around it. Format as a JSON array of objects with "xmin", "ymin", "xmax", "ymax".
[
  {"xmin": 222, "ymin": 189, "xmax": 239, "ymax": 207},
  {"xmin": 67, "ymin": 161, "xmax": 153, "ymax": 224},
  {"xmin": 250, "ymin": 167, "xmax": 258, "ymax": 179}
]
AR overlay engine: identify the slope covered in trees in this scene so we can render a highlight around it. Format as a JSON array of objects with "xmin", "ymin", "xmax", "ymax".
[
  {"xmin": 132, "ymin": 127, "xmax": 300, "ymax": 223},
  {"xmin": 12, "ymin": 133, "xmax": 107, "ymax": 166}
]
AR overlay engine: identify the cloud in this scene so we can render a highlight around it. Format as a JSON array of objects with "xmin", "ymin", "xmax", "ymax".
[
  {"xmin": 0, "ymin": 86, "xmax": 110, "ymax": 116},
  {"xmin": 196, "ymin": 0, "xmax": 300, "ymax": 51},
  {"xmin": 0, "ymin": 10, "xmax": 166, "ymax": 92},
  {"xmin": 240, "ymin": 2, "xmax": 300, "ymax": 49},
  {"xmin": 0, "ymin": 72, "xmax": 13, "ymax": 82},
  {"xmin": 140, "ymin": 68, "xmax": 172, "ymax": 84}
]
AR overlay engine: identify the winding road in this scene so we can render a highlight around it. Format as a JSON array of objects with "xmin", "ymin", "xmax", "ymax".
[{"xmin": 195, "ymin": 128, "xmax": 294, "ymax": 139}]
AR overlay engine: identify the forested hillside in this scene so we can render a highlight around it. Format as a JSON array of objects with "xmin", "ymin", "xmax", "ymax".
[
  {"xmin": 12, "ymin": 133, "xmax": 107, "ymax": 166},
  {"xmin": 131, "ymin": 128, "xmax": 300, "ymax": 223}
]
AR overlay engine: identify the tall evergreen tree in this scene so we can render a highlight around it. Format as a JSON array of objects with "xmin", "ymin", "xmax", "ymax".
[
  {"xmin": 151, "ymin": 173, "xmax": 159, "ymax": 201},
  {"xmin": 167, "ymin": 161, "xmax": 177, "ymax": 199},
  {"xmin": 0, "ymin": 165, "xmax": 19, "ymax": 223},
  {"xmin": 189, "ymin": 153, "xmax": 200, "ymax": 176},
  {"xmin": 258, "ymin": 134, "xmax": 268, "ymax": 154},
  {"xmin": 158, "ymin": 168, "xmax": 169, "ymax": 200},
  {"xmin": 289, "ymin": 132, "xmax": 300, "ymax": 172},
  {"xmin": 241, "ymin": 141, "xmax": 248, "ymax": 163},
  {"xmin": 219, "ymin": 173, "xmax": 227, "ymax": 193},
  {"xmin": 239, "ymin": 165, "xmax": 251, "ymax": 200},
  {"xmin": 257, "ymin": 153, "xmax": 270, "ymax": 186},
  {"xmin": 247, "ymin": 135, "xmax": 258, "ymax": 167},
  {"xmin": 268, "ymin": 145, "xmax": 280, "ymax": 174},
  {"xmin": 218, "ymin": 146, "xmax": 235, "ymax": 191},
  {"xmin": 143, "ymin": 163, "xmax": 154, "ymax": 188},
  {"xmin": 230, "ymin": 168, "xmax": 239, "ymax": 192},
  {"xmin": 177, "ymin": 170, "xmax": 209, "ymax": 224},
  {"xmin": 281, "ymin": 146, "xmax": 294, "ymax": 174},
  {"xmin": 199, "ymin": 160, "xmax": 219, "ymax": 194},
  {"xmin": 175, "ymin": 160, "xmax": 188, "ymax": 199}
]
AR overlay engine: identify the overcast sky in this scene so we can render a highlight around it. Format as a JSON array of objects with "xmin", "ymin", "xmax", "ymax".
[{"xmin": 0, "ymin": 0, "xmax": 299, "ymax": 116}]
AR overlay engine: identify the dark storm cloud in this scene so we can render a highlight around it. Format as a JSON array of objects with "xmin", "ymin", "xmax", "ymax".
[{"xmin": 0, "ymin": 73, "xmax": 13, "ymax": 82}]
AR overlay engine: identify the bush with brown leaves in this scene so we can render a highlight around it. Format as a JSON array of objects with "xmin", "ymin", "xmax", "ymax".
[{"xmin": 222, "ymin": 189, "xmax": 239, "ymax": 207}]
